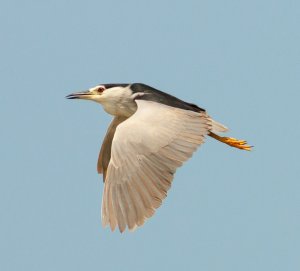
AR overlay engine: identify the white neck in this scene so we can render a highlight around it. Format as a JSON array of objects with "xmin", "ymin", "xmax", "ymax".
[{"xmin": 93, "ymin": 86, "xmax": 137, "ymax": 117}]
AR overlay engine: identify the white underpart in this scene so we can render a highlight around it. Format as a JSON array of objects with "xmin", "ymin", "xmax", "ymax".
[{"xmin": 90, "ymin": 85, "xmax": 138, "ymax": 117}]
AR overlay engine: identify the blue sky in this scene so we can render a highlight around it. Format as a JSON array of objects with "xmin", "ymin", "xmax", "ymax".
[{"xmin": 1, "ymin": 0, "xmax": 299, "ymax": 270}]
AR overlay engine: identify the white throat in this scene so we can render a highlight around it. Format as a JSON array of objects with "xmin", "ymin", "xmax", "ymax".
[{"xmin": 92, "ymin": 86, "xmax": 137, "ymax": 117}]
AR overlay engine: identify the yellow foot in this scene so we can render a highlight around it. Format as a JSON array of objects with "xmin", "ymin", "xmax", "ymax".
[
  {"xmin": 221, "ymin": 137, "xmax": 252, "ymax": 151},
  {"xmin": 209, "ymin": 133, "xmax": 252, "ymax": 151}
]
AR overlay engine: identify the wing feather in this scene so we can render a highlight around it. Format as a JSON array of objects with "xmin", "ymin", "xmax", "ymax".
[
  {"xmin": 97, "ymin": 116, "xmax": 127, "ymax": 179},
  {"xmin": 102, "ymin": 100, "xmax": 212, "ymax": 232}
]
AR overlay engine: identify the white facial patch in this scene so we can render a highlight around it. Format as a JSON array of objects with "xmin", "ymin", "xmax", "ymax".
[{"xmin": 89, "ymin": 85, "xmax": 103, "ymax": 93}]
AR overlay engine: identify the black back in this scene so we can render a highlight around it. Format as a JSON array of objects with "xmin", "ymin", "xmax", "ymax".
[{"xmin": 130, "ymin": 83, "xmax": 205, "ymax": 112}]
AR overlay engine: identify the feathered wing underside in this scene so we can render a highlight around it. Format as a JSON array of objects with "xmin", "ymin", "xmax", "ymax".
[
  {"xmin": 101, "ymin": 100, "xmax": 212, "ymax": 232},
  {"xmin": 97, "ymin": 116, "xmax": 127, "ymax": 180}
]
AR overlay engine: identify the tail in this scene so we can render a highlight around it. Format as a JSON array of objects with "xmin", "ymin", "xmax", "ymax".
[
  {"xmin": 210, "ymin": 119, "xmax": 229, "ymax": 133},
  {"xmin": 208, "ymin": 118, "xmax": 252, "ymax": 151}
]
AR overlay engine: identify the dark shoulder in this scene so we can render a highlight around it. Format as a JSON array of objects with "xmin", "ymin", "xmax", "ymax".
[{"xmin": 131, "ymin": 83, "xmax": 205, "ymax": 113}]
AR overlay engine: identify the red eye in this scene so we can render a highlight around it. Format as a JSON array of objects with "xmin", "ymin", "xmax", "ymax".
[{"xmin": 97, "ymin": 87, "xmax": 105, "ymax": 93}]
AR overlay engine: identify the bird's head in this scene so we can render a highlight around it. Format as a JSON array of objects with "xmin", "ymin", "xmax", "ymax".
[
  {"xmin": 66, "ymin": 83, "xmax": 130, "ymax": 104},
  {"xmin": 66, "ymin": 83, "xmax": 138, "ymax": 116}
]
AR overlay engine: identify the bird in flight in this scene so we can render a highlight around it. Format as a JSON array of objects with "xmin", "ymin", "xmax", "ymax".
[{"xmin": 66, "ymin": 83, "xmax": 251, "ymax": 232}]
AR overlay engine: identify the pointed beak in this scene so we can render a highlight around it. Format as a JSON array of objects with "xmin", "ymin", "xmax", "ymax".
[{"xmin": 65, "ymin": 90, "xmax": 93, "ymax": 100}]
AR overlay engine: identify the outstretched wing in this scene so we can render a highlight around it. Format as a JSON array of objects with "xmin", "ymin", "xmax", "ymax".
[
  {"xmin": 97, "ymin": 116, "xmax": 127, "ymax": 180},
  {"xmin": 102, "ymin": 100, "xmax": 212, "ymax": 232}
]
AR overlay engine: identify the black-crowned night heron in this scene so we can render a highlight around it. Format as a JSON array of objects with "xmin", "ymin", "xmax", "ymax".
[{"xmin": 66, "ymin": 83, "xmax": 251, "ymax": 232}]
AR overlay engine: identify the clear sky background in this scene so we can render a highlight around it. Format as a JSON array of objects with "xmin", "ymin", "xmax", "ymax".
[{"xmin": 1, "ymin": 0, "xmax": 299, "ymax": 270}]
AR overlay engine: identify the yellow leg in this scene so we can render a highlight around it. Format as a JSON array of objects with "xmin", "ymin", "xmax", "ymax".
[{"xmin": 208, "ymin": 132, "xmax": 252, "ymax": 151}]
